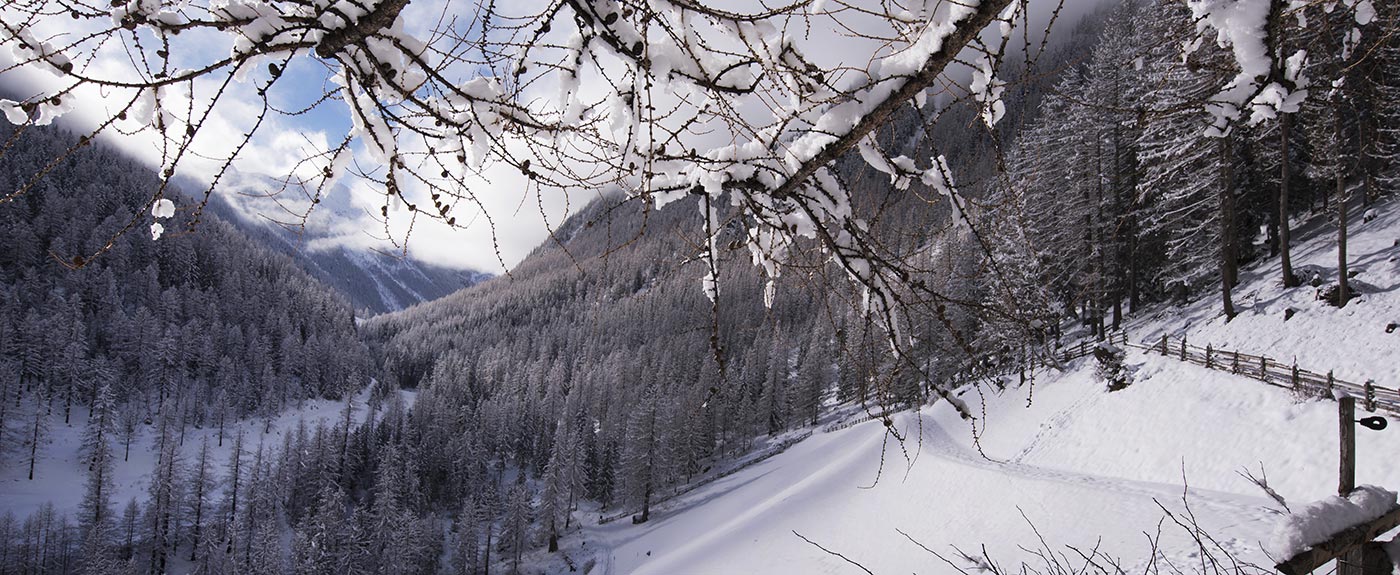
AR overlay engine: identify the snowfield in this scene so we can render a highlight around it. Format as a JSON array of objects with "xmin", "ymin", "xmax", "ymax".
[{"xmin": 562, "ymin": 354, "xmax": 1398, "ymax": 574}]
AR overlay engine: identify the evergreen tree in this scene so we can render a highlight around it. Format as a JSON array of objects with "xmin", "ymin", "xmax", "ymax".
[
  {"xmin": 78, "ymin": 385, "xmax": 118, "ymax": 574},
  {"xmin": 22, "ymin": 388, "xmax": 51, "ymax": 481},
  {"xmin": 368, "ymin": 444, "xmax": 426, "ymax": 575},
  {"xmin": 620, "ymin": 387, "xmax": 673, "ymax": 524},
  {"xmin": 185, "ymin": 436, "xmax": 217, "ymax": 562},
  {"xmin": 118, "ymin": 498, "xmax": 140, "ymax": 563},
  {"xmin": 499, "ymin": 480, "xmax": 533, "ymax": 574},
  {"xmin": 537, "ymin": 435, "xmax": 567, "ymax": 552},
  {"xmin": 144, "ymin": 413, "xmax": 181, "ymax": 575}
]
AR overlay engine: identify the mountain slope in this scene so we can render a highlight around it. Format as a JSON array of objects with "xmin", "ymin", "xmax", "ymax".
[
  {"xmin": 0, "ymin": 124, "xmax": 373, "ymax": 448},
  {"xmin": 567, "ymin": 352, "xmax": 1398, "ymax": 575},
  {"xmin": 527, "ymin": 196, "xmax": 1400, "ymax": 575}
]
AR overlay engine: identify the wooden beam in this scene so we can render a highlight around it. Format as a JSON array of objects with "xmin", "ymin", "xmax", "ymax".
[{"xmin": 1276, "ymin": 505, "xmax": 1400, "ymax": 575}]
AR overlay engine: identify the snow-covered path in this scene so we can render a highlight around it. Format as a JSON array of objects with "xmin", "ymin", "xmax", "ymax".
[{"xmin": 583, "ymin": 403, "xmax": 1276, "ymax": 575}]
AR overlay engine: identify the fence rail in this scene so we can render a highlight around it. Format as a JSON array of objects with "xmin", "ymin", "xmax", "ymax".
[
  {"xmin": 821, "ymin": 404, "xmax": 913, "ymax": 434},
  {"xmin": 1101, "ymin": 332, "xmax": 1399, "ymax": 415}
]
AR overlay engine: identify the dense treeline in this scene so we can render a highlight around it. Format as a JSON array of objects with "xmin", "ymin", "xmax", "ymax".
[
  {"xmin": 0, "ymin": 125, "xmax": 373, "ymax": 472},
  {"xmin": 0, "ymin": 386, "xmax": 436, "ymax": 575}
]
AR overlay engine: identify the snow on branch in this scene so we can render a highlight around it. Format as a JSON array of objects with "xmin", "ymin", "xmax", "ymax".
[{"xmin": 1184, "ymin": 0, "xmax": 1375, "ymax": 135}]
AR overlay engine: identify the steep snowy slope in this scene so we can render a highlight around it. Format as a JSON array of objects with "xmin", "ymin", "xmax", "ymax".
[
  {"xmin": 1130, "ymin": 198, "xmax": 1400, "ymax": 387},
  {"xmin": 556, "ymin": 358, "xmax": 1398, "ymax": 574},
  {"xmin": 525, "ymin": 197, "xmax": 1400, "ymax": 574}
]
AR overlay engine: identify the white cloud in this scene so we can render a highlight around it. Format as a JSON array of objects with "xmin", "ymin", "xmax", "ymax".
[{"xmin": 0, "ymin": 14, "xmax": 569, "ymax": 274}]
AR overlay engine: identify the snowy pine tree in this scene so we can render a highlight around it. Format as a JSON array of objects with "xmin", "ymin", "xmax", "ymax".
[{"xmin": 78, "ymin": 385, "xmax": 118, "ymax": 574}]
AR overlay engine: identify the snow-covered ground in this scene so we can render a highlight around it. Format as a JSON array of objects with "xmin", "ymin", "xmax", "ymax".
[
  {"xmin": 548, "ymin": 355, "xmax": 1396, "ymax": 574},
  {"xmin": 528, "ymin": 198, "xmax": 1400, "ymax": 574},
  {"xmin": 1134, "ymin": 197, "xmax": 1400, "ymax": 386}
]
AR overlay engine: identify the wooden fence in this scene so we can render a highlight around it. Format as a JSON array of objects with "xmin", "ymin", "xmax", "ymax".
[
  {"xmin": 820, "ymin": 404, "xmax": 913, "ymax": 434},
  {"xmin": 989, "ymin": 331, "xmax": 1399, "ymax": 415},
  {"xmin": 1087, "ymin": 332, "xmax": 1400, "ymax": 415}
]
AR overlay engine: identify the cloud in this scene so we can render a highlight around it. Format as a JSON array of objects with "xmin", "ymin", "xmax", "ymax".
[{"xmin": 0, "ymin": 9, "xmax": 570, "ymax": 274}]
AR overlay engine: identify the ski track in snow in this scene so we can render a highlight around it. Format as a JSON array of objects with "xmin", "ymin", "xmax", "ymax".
[{"xmin": 581, "ymin": 406, "xmax": 1276, "ymax": 575}]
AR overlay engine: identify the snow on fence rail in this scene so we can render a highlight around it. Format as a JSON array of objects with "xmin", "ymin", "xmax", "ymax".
[
  {"xmin": 820, "ymin": 404, "xmax": 914, "ymax": 434},
  {"xmin": 1101, "ymin": 332, "xmax": 1400, "ymax": 415}
]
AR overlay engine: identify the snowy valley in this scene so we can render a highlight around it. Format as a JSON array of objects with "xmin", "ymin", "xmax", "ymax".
[{"xmin": 1, "ymin": 0, "xmax": 1400, "ymax": 573}]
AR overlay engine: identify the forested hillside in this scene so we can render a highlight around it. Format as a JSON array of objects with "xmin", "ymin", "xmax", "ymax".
[
  {"xmin": 0, "ymin": 124, "xmax": 372, "ymax": 454},
  {"xmin": 367, "ymin": 194, "xmax": 845, "ymax": 524}
]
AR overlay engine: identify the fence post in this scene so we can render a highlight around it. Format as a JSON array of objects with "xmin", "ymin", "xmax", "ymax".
[
  {"xmin": 1260, "ymin": 356, "xmax": 1268, "ymax": 381},
  {"xmin": 1339, "ymin": 397, "xmax": 1356, "ymax": 496},
  {"xmin": 1205, "ymin": 345, "xmax": 1213, "ymax": 369},
  {"xmin": 1180, "ymin": 337, "xmax": 1187, "ymax": 361},
  {"xmin": 1231, "ymin": 350, "xmax": 1240, "ymax": 374},
  {"xmin": 1365, "ymin": 381, "xmax": 1376, "ymax": 412},
  {"xmin": 1160, "ymin": 335, "xmax": 1168, "ymax": 356},
  {"xmin": 1327, "ymin": 371, "xmax": 1335, "ymax": 395},
  {"xmin": 1291, "ymin": 362, "xmax": 1300, "ymax": 392}
]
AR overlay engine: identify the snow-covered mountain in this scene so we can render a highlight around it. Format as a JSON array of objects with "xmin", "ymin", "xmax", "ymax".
[{"xmin": 191, "ymin": 170, "xmax": 488, "ymax": 314}]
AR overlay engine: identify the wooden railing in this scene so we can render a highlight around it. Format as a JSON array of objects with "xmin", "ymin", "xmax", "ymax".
[
  {"xmin": 821, "ymin": 404, "xmax": 913, "ymax": 434},
  {"xmin": 1104, "ymin": 332, "xmax": 1400, "ymax": 415},
  {"xmin": 983, "ymin": 330, "xmax": 1399, "ymax": 415}
]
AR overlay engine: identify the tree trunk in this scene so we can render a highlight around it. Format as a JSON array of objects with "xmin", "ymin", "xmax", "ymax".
[
  {"xmin": 1219, "ymin": 137, "xmax": 1238, "ymax": 320},
  {"xmin": 1280, "ymin": 114, "xmax": 1297, "ymax": 287},
  {"xmin": 483, "ymin": 530, "xmax": 491, "ymax": 575},
  {"xmin": 565, "ymin": 490, "xmax": 576, "ymax": 529},
  {"xmin": 548, "ymin": 519, "xmax": 559, "ymax": 553},
  {"xmin": 28, "ymin": 411, "xmax": 40, "ymax": 480},
  {"xmin": 1128, "ymin": 226, "xmax": 1139, "ymax": 314},
  {"xmin": 1337, "ymin": 166, "xmax": 1350, "ymax": 307},
  {"xmin": 1334, "ymin": 105, "xmax": 1351, "ymax": 307},
  {"xmin": 190, "ymin": 459, "xmax": 204, "ymax": 561}
]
